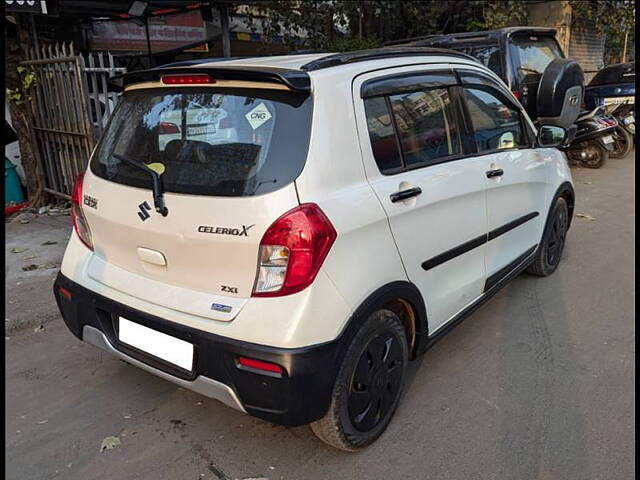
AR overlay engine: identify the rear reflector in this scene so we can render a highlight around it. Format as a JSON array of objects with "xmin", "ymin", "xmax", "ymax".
[
  {"xmin": 161, "ymin": 74, "xmax": 215, "ymax": 85},
  {"xmin": 58, "ymin": 286, "xmax": 72, "ymax": 300},
  {"xmin": 237, "ymin": 356, "xmax": 284, "ymax": 376}
]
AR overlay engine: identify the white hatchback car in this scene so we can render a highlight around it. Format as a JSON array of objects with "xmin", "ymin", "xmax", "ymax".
[{"xmin": 54, "ymin": 48, "xmax": 575, "ymax": 451}]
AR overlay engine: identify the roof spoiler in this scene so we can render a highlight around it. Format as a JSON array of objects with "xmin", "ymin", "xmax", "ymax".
[{"xmin": 109, "ymin": 66, "xmax": 312, "ymax": 93}]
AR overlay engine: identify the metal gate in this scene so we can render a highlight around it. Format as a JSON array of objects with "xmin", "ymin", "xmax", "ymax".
[{"xmin": 22, "ymin": 43, "xmax": 126, "ymax": 199}]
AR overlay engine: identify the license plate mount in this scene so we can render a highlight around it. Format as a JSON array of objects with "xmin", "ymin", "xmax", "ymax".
[{"xmin": 118, "ymin": 317, "xmax": 194, "ymax": 371}]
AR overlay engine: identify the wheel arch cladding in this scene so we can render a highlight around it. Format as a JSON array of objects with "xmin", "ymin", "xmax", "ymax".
[
  {"xmin": 556, "ymin": 181, "xmax": 575, "ymax": 229},
  {"xmin": 339, "ymin": 281, "xmax": 429, "ymax": 359}
]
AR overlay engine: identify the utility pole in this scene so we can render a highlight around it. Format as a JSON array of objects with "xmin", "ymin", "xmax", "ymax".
[
  {"xmin": 144, "ymin": 15, "xmax": 153, "ymax": 67},
  {"xmin": 622, "ymin": 31, "xmax": 628, "ymax": 63},
  {"xmin": 218, "ymin": 3, "xmax": 231, "ymax": 57}
]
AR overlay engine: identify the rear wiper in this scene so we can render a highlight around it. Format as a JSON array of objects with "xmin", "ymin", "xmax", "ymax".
[{"xmin": 112, "ymin": 153, "xmax": 168, "ymax": 217}]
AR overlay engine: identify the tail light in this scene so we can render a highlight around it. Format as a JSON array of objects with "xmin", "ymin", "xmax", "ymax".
[
  {"xmin": 159, "ymin": 121, "xmax": 179, "ymax": 134},
  {"xmin": 71, "ymin": 173, "xmax": 94, "ymax": 251},
  {"xmin": 252, "ymin": 203, "xmax": 337, "ymax": 297},
  {"xmin": 511, "ymin": 90, "xmax": 521, "ymax": 101}
]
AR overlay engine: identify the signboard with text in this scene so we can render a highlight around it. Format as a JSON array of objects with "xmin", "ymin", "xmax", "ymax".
[{"xmin": 89, "ymin": 10, "xmax": 208, "ymax": 52}]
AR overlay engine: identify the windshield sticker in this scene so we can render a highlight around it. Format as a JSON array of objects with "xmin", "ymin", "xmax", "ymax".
[
  {"xmin": 245, "ymin": 103, "xmax": 272, "ymax": 130},
  {"xmin": 146, "ymin": 163, "xmax": 166, "ymax": 175}
]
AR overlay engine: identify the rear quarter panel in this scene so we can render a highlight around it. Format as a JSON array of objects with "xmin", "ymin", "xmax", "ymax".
[{"xmin": 294, "ymin": 69, "xmax": 409, "ymax": 332}]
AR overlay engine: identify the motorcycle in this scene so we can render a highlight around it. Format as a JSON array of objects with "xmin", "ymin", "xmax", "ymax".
[{"xmin": 562, "ymin": 106, "xmax": 617, "ymax": 169}]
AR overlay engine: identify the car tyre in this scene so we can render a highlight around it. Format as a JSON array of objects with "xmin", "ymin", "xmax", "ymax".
[
  {"xmin": 527, "ymin": 196, "xmax": 569, "ymax": 277},
  {"xmin": 310, "ymin": 309, "xmax": 408, "ymax": 451}
]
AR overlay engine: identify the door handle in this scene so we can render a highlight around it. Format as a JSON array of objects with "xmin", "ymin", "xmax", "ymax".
[
  {"xmin": 390, "ymin": 187, "xmax": 422, "ymax": 203},
  {"xmin": 486, "ymin": 168, "xmax": 504, "ymax": 178}
]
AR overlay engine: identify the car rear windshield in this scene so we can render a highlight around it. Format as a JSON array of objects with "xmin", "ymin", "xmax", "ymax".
[
  {"xmin": 511, "ymin": 35, "xmax": 564, "ymax": 83},
  {"xmin": 91, "ymin": 87, "xmax": 312, "ymax": 196},
  {"xmin": 589, "ymin": 63, "xmax": 635, "ymax": 86}
]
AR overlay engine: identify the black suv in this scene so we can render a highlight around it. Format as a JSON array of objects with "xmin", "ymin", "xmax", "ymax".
[{"xmin": 387, "ymin": 27, "xmax": 566, "ymax": 120}]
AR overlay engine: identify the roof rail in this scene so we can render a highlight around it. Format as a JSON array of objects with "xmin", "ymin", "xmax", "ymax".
[
  {"xmin": 382, "ymin": 35, "xmax": 441, "ymax": 47},
  {"xmin": 300, "ymin": 46, "xmax": 478, "ymax": 71}
]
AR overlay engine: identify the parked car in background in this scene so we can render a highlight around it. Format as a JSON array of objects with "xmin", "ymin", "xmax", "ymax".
[
  {"xmin": 585, "ymin": 62, "xmax": 635, "ymax": 157},
  {"xmin": 387, "ymin": 27, "xmax": 566, "ymax": 120},
  {"xmin": 395, "ymin": 27, "xmax": 617, "ymax": 168}
]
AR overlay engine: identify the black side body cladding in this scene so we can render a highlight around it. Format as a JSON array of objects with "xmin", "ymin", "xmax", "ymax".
[{"xmin": 422, "ymin": 211, "xmax": 540, "ymax": 271}]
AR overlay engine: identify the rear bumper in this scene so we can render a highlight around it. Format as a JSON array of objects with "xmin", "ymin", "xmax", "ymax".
[{"xmin": 53, "ymin": 272, "xmax": 341, "ymax": 426}]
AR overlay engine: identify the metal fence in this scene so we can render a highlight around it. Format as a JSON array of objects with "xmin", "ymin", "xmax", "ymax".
[{"xmin": 21, "ymin": 43, "xmax": 126, "ymax": 199}]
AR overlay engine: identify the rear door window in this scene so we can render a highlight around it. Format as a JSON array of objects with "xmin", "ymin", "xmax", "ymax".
[
  {"xmin": 91, "ymin": 88, "xmax": 312, "ymax": 196},
  {"xmin": 363, "ymin": 97, "xmax": 403, "ymax": 173},
  {"xmin": 363, "ymin": 87, "xmax": 461, "ymax": 173},
  {"xmin": 388, "ymin": 89, "xmax": 460, "ymax": 167},
  {"xmin": 463, "ymin": 88, "xmax": 527, "ymax": 152},
  {"xmin": 510, "ymin": 35, "xmax": 564, "ymax": 84}
]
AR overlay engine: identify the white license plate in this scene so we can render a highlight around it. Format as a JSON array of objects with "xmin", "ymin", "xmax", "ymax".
[
  {"xmin": 604, "ymin": 96, "xmax": 635, "ymax": 105},
  {"xmin": 187, "ymin": 125, "xmax": 216, "ymax": 136},
  {"xmin": 602, "ymin": 135, "xmax": 614, "ymax": 144},
  {"xmin": 118, "ymin": 317, "xmax": 194, "ymax": 371}
]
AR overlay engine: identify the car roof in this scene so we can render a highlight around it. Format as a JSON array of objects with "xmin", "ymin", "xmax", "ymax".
[
  {"xmin": 165, "ymin": 47, "xmax": 477, "ymax": 72},
  {"xmin": 385, "ymin": 27, "xmax": 558, "ymax": 47},
  {"xmin": 112, "ymin": 47, "xmax": 480, "ymax": 93}
]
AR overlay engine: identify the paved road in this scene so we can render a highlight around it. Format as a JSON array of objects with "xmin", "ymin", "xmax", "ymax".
[{"xmin": 6, "ymin": 152, "xmax": 635, "ymax": 480}]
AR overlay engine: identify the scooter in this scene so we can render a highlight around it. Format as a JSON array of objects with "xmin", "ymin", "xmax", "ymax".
[
  {"xmin": 608, "ymin": 102, "xmax": 635, "ymax": 158},
  {"xmin": 563, "ymin": 106, "xmax": 617, "ymax": 169}
]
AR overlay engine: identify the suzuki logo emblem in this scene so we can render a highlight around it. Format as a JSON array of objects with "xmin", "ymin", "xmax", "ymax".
[{"xmin": 138, "ymin": 201, "xmax": 151, "ymax": 221}]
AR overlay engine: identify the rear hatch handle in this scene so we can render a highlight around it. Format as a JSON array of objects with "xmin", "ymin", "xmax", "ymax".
[{"xmin": 112, "ymin": 154, "xmax": 168, "ymax": 217}]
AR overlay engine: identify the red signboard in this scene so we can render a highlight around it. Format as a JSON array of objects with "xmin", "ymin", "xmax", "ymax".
[{"xmin": 89, "ymin": 10, "xmax": 208, "ymax": 52}]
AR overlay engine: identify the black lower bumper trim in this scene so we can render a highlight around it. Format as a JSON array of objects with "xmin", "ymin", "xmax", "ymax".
[{"xmin": 53, "ymin": 273, "xmax": 342, "ymax": 426}]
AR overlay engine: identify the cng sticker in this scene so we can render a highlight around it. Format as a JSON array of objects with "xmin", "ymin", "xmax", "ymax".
[{"xmin": 245, "ymin": 102, "xmax": 272, "ymax": 130}]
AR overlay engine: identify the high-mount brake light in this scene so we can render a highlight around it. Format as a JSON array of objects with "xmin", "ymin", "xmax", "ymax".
[
  {"xmin": 161, "ymin": 74, "xmax": 215, "ymax": 85},
  {"xmin": 71, "ymin": 173, "xmax": 94, "ymax": 251},
  {"xmin": 252, "ymin": 204, "xmax": 337, "ymax": 297}
]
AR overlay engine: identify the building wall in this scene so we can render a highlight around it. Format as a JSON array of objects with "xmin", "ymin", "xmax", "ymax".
[
  {"xmin": 527, "ymin": 0, "xmax": 605, "ymax": 83},
  {"xmin": 568, "ymin": 17, "xmax": 605, "ymax": 82}
]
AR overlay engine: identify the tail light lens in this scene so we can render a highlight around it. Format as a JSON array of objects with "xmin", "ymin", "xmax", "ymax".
[
  {"xmin": 71, "ymin": 173, "xmax": 94, "ymax": 251},
  {"xmin": 252, "ymin": 203, "xmax": 337, "ymax": 297},
  {"xmin": 159, "ymin": 121, "xmax": 179, "ymax": 134},
  {"xmin": 511, "ymin": 90, "xmax": 521, "ymax": 101}
]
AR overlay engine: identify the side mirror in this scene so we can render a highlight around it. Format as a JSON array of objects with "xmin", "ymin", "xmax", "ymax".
[{"xmin": 537, "ymin": 124, "xmax": 567, "ymax": 148}]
